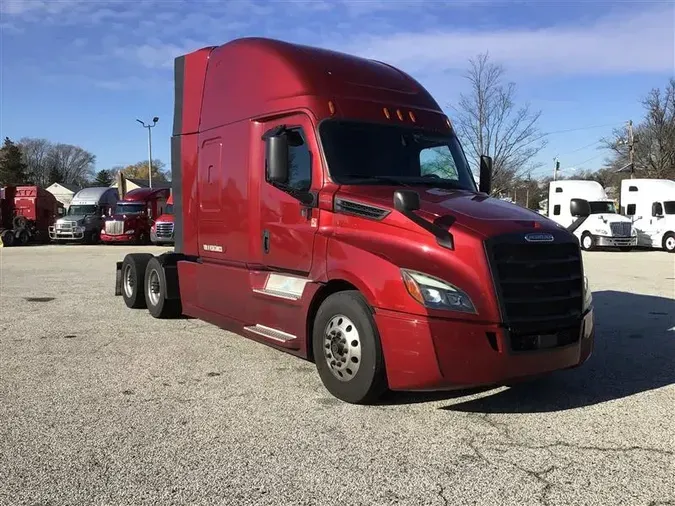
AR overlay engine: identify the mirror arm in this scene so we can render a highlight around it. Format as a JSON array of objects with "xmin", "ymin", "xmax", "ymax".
[{"xmin": 398, "ymin": 208, "xmax": 454, "ymax": 250}]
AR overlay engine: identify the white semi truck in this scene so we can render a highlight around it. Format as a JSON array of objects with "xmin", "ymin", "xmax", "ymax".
[
  {"xmin": 620, "ymin": 178, "xmax": 675, "ymax": 252},
  {"xmin": 547, "ymin": 180, "xmax": 637, "ymax": 251}
]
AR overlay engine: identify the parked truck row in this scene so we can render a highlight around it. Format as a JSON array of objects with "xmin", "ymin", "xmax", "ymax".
[{"xmin": 0, "ymin": 178, "xmax": 175, "ymax": 247}]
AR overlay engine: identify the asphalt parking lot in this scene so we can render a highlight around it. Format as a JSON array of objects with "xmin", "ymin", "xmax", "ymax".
[{"xmin": 0, "ymin": 245, "xmax": 673, "ymax": 506}]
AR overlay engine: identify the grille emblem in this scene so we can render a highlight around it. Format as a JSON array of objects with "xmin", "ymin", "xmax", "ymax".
[{"xmin": 524, "ymin": 233, "xmax": 554, "ymax": 243}]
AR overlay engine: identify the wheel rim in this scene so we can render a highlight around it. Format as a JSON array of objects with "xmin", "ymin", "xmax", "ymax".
[
  {"xmin": 323, "ymin": 314, "xmax": 361, "ymax": 382},
  {"xmin": 123, "ymin": 264, "xmax": 134, "ymax": 298},
  {"xmin": 583, "ymin": 236, "xmax": 592, "ymax": 249},
  {"xmin": 147, "ymin": 268, "xmax": 161, "ymax": 306},
  {"xmin": 666, "ymin": 237, "xmax": 675, "ymax": 251}
]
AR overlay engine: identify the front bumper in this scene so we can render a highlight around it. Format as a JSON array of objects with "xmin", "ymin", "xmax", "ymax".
[
  {"xmin": 48, "ymin": 226, "xmax": 84, "ymax": 241},
  {"xmin": 375, "ymin": 307, "xmax": 594, "ymax": 391},
  {"xmin": 595, "ymin": 235, "xmax": 637, "ymax": 247},
  {"xmin": 151, "ymin": 230, "xmax": 174, "ymax": 244},
  {"xmin": 101, "ymin": 233, "xmax": 135, "ymax": 243}
]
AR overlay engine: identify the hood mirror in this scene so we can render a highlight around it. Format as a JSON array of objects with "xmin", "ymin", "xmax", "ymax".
[{"xmin": 393, "ymin": 190, "xmax": 420, "ymax": 212}]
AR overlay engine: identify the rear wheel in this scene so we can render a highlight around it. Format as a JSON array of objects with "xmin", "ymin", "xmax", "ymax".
[
  {"xmin": 144, "ymin": 257, "xmax": 182, "ymax": 318},
  {"xmin": 312, "ymin": 290, "xmax": 387, "ymax": 404},
  {"xmin": 15, "ymin": 229, "xmax": 29, "ymax": 246},
  {"xmin": 0, "ymin": 230, "xmax": 14, "ymax": 247},
  {"xmin": 663, "ymin": 232, "xmax": 675, "ymax": 253},
  {"xmin": 121, "ymin": 253, "xmax": 153, "ymax": 308}
]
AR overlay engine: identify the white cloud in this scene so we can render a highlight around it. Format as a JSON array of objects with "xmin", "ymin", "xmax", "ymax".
[{"xmin": 334, "ymin": 5, "xmax": 675, "ymax": 76}]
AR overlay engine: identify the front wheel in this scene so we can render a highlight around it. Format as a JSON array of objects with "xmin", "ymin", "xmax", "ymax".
[
  {"xmin": 663, "ymin": 232, "xmax": 675, "ymax": 253},
  {"xmin": 580, "ymin": 232, "xmax": 595, "ymax": 251},
  {"xmin": 312, "ymin": 290, "xmax": 387, "ymax": 404}
]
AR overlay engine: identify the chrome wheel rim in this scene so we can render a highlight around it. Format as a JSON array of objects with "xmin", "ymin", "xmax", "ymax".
[
  {"xmin": 583, "ymin": 235, "xmax": 592, "ymax": 249},
  {"xmin": 666, "ymin": 237, "xmax": 675, "ymax": 251},
  {"xmin": 323, "ymin": 314, "xmax": 361, "ymax": 382},
  {"xmin": 147, "ymin": 269, "xmax": 161, "ymax": 306},
  {"xmin": 123, "ymin": 264, "xmax": 134, "ymax": 298}
]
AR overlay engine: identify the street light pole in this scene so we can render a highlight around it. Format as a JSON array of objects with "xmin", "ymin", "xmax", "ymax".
[{"xmin": 136, "ymin": 117, "xmax": 159, "ymax": 189}]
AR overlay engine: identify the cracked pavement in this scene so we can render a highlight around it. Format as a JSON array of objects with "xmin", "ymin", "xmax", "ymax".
[{"xmin": 0, "ymin": 245, "xmax": 673, "ymax": 506}]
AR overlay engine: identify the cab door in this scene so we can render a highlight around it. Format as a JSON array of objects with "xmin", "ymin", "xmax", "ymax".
[{"xmin": 259, "ymin": 113, "xmax": 320, "ymax": 275}]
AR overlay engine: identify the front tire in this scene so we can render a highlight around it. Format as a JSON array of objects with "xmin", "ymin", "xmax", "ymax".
[
  {"xmin": 663, "ymin": 232, "xmax": 675, "ymax": 253},
  {"xmin": 312, "ymin": 290, "xmax": 387, "ymax": 404},
  {"xmin": 580, "ymin": 232, "xmax": 595, "ymax": 251},
  {"xmin": 121, "ymin": 253, "xmax": 153, "ymax": 309}
]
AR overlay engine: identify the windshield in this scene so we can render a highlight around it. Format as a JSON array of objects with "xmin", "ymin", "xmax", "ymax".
[
  {"xmin": 164, "ymin": 204, "xmax": 173, "ymax": 215},
  {"xmin": 589, "ymin": 201, "xmax": 616, "ymax": 214},
  {"xmin": 663, "ymin": 201, "xmax": 675, "ymax": 214},
  {"xmin": 115, "ymin": 202, "xmax": 145, "ymax": 215},
  {"xmin": 68, "ymin": 205, "xmax": 98, "ymax": 216},
  {"xmin": 318, "ymin": 119, "xmax": 477, "ymax": 191}
]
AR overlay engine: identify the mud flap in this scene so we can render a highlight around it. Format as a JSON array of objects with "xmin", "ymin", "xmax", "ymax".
[{"xmin": 114, "ymin": 261, "xmax": 123, "ymax": 296}]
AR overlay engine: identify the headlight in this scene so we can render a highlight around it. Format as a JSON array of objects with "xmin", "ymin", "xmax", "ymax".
[
  {"xmin": 583, "ymin": 275, "xmax": 592, "ymax": 310},
  {"xmin": 74, "ymin": 226, "xmax": 84, "ymax": 233},
  {"xmin": 125, "ymin": 229, "xmax": 135, "ymax": 235},
  {"xmin": 401, "ymin": 269, "xmax": 476, "ymax": 313}
]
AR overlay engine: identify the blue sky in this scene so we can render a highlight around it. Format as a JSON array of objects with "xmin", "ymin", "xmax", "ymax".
[{"xmin": 1, "ymin": 0, "xmax": 673, "ymax": 180}]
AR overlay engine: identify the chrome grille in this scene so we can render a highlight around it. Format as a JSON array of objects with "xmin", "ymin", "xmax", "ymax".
[
  {"xmin": 610, "ymin": 222, "xmax": 631, "ymax": 237},
  {"xmin": 155, "ymin": 222, "xmax": 174, "ymax": 237},
  {"xmin": 105, "ymin": 220, "xmax": 124, "ymax": 235},
  {"xmin": 57, "ymin": 221, "xmax": 76, "ymax": 231}
]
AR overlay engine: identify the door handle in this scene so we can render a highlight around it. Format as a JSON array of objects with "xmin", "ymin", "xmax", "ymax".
[{"xmin": 262, "ymin": 229, "xmax": 270, "ymax": 254}]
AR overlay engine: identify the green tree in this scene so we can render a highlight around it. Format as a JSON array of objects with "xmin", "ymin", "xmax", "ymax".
[
  {"xmin": 93, "ymin": 169, "xmax": 113, "ymax": 186},
  {"xmin": 115, "ymin": 159, "xmax": 169, "ymax": 183},
  {"xmin": 0, "ymin": 137, "xmax": 29, "ymax": 185}
]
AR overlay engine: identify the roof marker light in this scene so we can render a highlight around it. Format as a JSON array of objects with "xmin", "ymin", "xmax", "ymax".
[
  {"xmin": 396, "ymin": 109, "xmax": 403, "ymax": 120},
  {"xmin": 328, "ymin": 101, "xmax": 335, "ymax": 115},
  {"xmin": 383, "ymin": 107, "xmax": 391, "ymax": 119},
  {"xmin": 409, "ymin": 111, "xmax": 416, "ymax": 123}
]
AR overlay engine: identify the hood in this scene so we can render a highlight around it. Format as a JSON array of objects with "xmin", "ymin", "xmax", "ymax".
[
  {"xmin": 154, "ymin": 214, "xmax": 174, "ymax": 224},
  {"xmin": 590, "ymin": 213, "xmax": 631, "ymax": 223},
  {"xmin": 58, "ymin": 214, "xmax": 88, "ymax": 225},
  {"xmin": 338, "ymin": 186, "xmax": 562, "ymax": 238},
  {"xmin": 107, "ymin": 213, "xmax": 147, "ymax": 223}
]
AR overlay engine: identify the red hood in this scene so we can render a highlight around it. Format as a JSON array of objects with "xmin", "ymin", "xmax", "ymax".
[
  {"xmin": 107, "ymin": 214, "xmax": 147, "ymax": 224},
  {"xmin": 338, "ymin": 186, "xmax": 563, "ymax": 238},
  {"xmin": 154, "ymin": 214, "xmax": 174, "ymax": 224}
]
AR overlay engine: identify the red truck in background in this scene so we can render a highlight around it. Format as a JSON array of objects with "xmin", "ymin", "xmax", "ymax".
[
  {"xmin": 114, "ymin": 37, "xmax": 595, "ymax": 404},
  {"xmin": 150, "ymin": 193, "xmax": 174, "ymax": 245},
  {"xmin": 101, "ymin": 187, "xmax": 170, "ymax": 244},
  {"xmin": 0, "ymin": 185, "xmax": 60, "ymax": 246}
]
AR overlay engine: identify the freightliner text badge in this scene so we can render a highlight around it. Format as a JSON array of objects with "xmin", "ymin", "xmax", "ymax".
[{"xmin": 524, "ymin": 233, "xmax": 555, "ymax": 243}]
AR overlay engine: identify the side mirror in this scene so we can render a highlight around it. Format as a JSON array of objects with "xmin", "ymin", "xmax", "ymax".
[
  {"xmin": 652, "ymin": 202, "xmax": 663, "ymax": 217},
  {"xmin": 479, "ymin": 155, "xmax": 492, "ymax": 195},
  {"xmin": 570, "ymin": 198, "xmax": 591, "ymax": 217},
  {"xmin": 266, "ymin": 133, "xmax": 289, "ymax": 184},
  {"xmin": 393, "ymin": 190, "xmax": 420, "ymax": 212}
]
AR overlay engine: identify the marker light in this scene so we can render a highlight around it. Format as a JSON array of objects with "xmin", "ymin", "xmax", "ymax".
[
  {"xmin": 383, "ymin": 107, "xmax": 391, "ymax": 119},
  {"xmin": 409, "ymin": 111, "xmax": 416, "ymax": 123}
]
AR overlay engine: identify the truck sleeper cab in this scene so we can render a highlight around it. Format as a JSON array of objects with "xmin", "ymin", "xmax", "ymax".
[
  {"xmin": 620, "ymin": 178, "xmax": 675, "ymax": 252},
  {"xmin": 50, "ymin": 187, "xmax": 118, "ymax": 244},
  {"xmin": 114, "ymin": 37, "xmax": 595, "ymax": 404},
  {"xmin": 547, "ymin": 180, "xmax": 637, "ymax": 251},
  {"xmin": 101, "ymin": 187, "xmax": 170, "ymax": 244},
  {"xmin": 150, "ymin": 194, "xmax": 175, "ymax": 245}
]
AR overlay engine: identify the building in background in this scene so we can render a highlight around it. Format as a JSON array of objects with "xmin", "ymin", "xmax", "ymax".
[{"xmin": 45, "ymin": 182, "xmax": 80, "ymax": 211}]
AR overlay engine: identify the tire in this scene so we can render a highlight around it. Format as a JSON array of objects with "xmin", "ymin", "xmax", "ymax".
[
  {"xmin": 15, "ymin": 229, "xmax": 29, "ymax": 246},
  {"xmin": 312, "ymin": 290, "xmax": 387, "ymax": 404},
  {"xmin": 121, "ymin": 253, "xmax": 154, "ymax": 309},
  {"xmin": 0, "ymin": 230, "xmax": 14, "ymax": 247},
  {"xmin": 663, "ymin": 232, "xmax": 675, "ymax": 253},
  {"xmin": 144, "ymin": 257, "xmax": 182, "ymax": 318},
  {"xmin": 580, "ymin": 232, "xmax": 595, "ymax": 251},
  {"xmin": 12, "ymin": 216, "xmax": 27, "ymax": 229}
]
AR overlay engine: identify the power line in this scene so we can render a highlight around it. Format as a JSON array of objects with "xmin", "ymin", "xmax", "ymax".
[{"xmin": 520, "ymin": 121, "xmax": 623, "ymax": 150}]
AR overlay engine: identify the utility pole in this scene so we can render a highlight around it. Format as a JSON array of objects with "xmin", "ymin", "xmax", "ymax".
[
  {"xmin": 136, "ymin": 117, "xmax": 159, "ymax": 188},
  {"xmin": 553, "ymin": 157, "xmax": 560, "ymax": 180},
  {"xmin": 627, "ymin": 120, "xmax": 635, "ymax": 179}
]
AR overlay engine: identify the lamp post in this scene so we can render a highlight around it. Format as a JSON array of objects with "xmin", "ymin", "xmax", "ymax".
[{"xmin": 136, "ymin": 117, "xmax": 159, "ymax": 188}]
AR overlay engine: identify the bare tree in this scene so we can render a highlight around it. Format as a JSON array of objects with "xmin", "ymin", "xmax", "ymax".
[
  {"xmin": 450, "ymin": 52, "xmax": 547, "ymax": 195},
  {"xmin": 19, "ymin": 137, "xmax": 96, "ymax": 187},
  {"xmin": 19, "ymin": 137, "xmax": 53, "ymax": 187},
  {"xmin": 47, "ymin": 143, "xmax": 96, "ymax": 187},
  {"xmin": 600, "ymin": 78, "xmax": 675, "ymax": 180}
]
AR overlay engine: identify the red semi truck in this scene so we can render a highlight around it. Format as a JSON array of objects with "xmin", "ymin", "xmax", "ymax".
[
  {"xmin": 101, "ymin": 187, "xmax": 170, "ymax": 244},
  {"xmin": 114, "ymin": 37, "xmax": 595, "ymax": 404},
  {"xmin": 150, "ymin": 194, "xmax": 175, "ymax": 245},
  {"xmin": 0, "ymin": 185, "xmax": 60, "ymax": 246}
]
